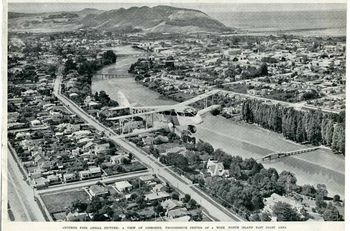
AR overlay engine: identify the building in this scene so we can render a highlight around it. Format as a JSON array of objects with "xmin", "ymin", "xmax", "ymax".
[
  {"xmin": 145, "ymin": 191, "xmax": 170, "ymax": 202},
  {"xmin": 206, "ymin": 159, "xmax": 229, "ymax": 177},
  {"xmin": 114, "ymin": 180, "xmax": 133, "ymax": 193},
  {"xmin": 89, "ymin": 185, "xmax": 109, "ymax": 197},
  {"xmin": 63, "ymin": 173, "xmax": 78, "ymax": 183},
  {"xmin": 79, "ymin": 167, "xmax": 102, "ymax": 180}
]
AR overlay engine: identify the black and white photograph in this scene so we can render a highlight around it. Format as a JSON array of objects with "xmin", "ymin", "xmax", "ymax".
[{"xmin": 2, "ymin": 0, "xmax": 347, "ymax": 229}]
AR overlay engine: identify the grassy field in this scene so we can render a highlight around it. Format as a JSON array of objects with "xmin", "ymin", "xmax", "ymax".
[{"xmin": 41, "ymin": 189, "xmax": 90, "ymax": 214}]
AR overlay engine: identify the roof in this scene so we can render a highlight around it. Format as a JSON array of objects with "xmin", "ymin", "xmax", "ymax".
[
  {"xmin": 66, "ymin": 212, "xmax": 87, "ymax": 221},
  {"xmin": 63, "ymin": 173, "xmax": 76, "ymax": 178},
  {"xmin": 114, "ymin": 181, "xmax": 132, "ymax": 191},
  {"xmin": 167, "ymin": 207, "xmax": 188, "ymax": 218},
  {"xmin": 161, "ymin": 199, "xmax": 183, "ymax": 211},
  {"xmin": 89, "ymin": 167, "xmax": 101, "ymax": 174},
  {"xmin": 145, "ymin": 191, "xmax": 170, "ymax": 201},
  {"xmin": 152, "ymin": 184, "xmax": 164, "ymax": 192},
  {"xmin": 168, "ymin": 215, "xmax": 191, "ymax": 222},
  {"xmin": 89, "ymin": 185, "xmax": 109, "ymax": 195},
  {"xmin": 139, "ymin": 175, "xmax": 155, "ymax": 182},
  {"xmin": 137, "ymin": 207, "xmax": 155, "ymax": 218}
]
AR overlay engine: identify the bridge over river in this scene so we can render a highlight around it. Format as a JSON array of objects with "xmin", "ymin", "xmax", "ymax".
[
  {"xmin": 259, "ymin": 147, "xmax": 320, "ymax": 161},
  {"xmin": 94, "ymin": 73, "xmax": 131, "ymax": 79}
]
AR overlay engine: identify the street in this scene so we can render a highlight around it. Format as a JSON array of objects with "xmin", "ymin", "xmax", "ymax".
[
  {"xmin": 7, "ymin": 149, "xmax": 46, "ymax": 221},
  {"xmin": 54, "ymin": 76, "xmax": 243, "ymax": 221},
  {"xmin": 38, "ymin": 171, "xmax": 151, "ymax": 194}
]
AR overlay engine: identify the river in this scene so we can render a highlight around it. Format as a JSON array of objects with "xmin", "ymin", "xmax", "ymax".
[{"xmin": 92, "ymin": 45, "xmax": 345, "ymax": 198}]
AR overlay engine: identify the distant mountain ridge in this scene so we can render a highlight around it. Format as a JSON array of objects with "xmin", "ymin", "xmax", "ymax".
[{"xmin": 8, "ymin": 5, "xmax": 232, "ymax": 33}]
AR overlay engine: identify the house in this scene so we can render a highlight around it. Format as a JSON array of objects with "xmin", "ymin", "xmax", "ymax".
[
  {"xmin": 47, "ymin": 174, "xmax": 61, "ymax": 185},
  {"xmin": 110, "ymin": 154, "xmax": 129, "ymax": 165},
  {"xmin": 69, "ymin": 93, "xmax": 79, "ymax": 98},
  {"xmin": 168, "ymin": 215, "xmax": 191, "ymax": 222},
  {"xmin": 83, "ymin": 141, "xmax": 95, "ymax": 151},
  {"xmin": 65, "ymin": 211, "xmax": 87, "ymax": 221},
  {"xmin": 206, "ymin": 159, "xmax": 229, "ymax": 177},
  {"xmin": 79, "ymin": 167, "xmax": 102, "ymax": 180},
  {"xmin": 63, "ymin": 173, "xmax": 78, "ymax": 183},
  {"xmin": 114, "ymin": 181, "xmax": 133, "ymax": 192},
  {"xmin": 30, "ymin": 119, "xmax": 42, "ymax": 127},
  {"xmin": 167, "ymin": 207, "xmax": 188, "ymax": 219},
  {"xmin": 263, "ymin": 193, "xmax": 304, "ymax": 222},
  {"xmin": 145, "ymin": 192, "xmax": 170, "ymax": 202},
  {"xmin": 88, "ymin": 101, "xmax": 101, "ymax": 109},
  {"xmin": 139, "ymin": 175, "xmax": 155, "ymax": 182},
  {"xmin": 152, "ymin": 184, "xmax": 164, "ymax": 193},
  {"xmin": 33, "ymin": 177, "xmax": 48, "ymax": 189},
  {"xmin": 137, "ymin": 207, "xmax": 156, "ymax": 219},
  {"xmin": 161, "ymin": 199, "xmax": 183, "ymax": 212},
  {"xmin": 89, "ymin": 185, "xmax": 109, "ymax": 197},
  {"xmin": 72, "ymin": 130, "xmax": 91, "ymax": 139},
  {"xmin": 95, "ymin": 143, "xmax": 110, "ymax": 154}
]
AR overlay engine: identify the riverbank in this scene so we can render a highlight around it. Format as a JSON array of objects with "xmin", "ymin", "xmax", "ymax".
[{"xmin": 91, "ymin": 45, "xmax": 344, "ymax": 198}]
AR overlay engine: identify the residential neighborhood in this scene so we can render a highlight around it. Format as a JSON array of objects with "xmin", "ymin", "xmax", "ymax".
[{"xmin": 6, "ymin": 3, "xmax": 345, "ymax": 225}]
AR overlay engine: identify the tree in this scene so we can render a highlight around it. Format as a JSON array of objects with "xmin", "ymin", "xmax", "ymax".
[
  {"xmin": 196, "ymin": 141, "xmax": 214, "ymax": 155},
  {"xmin": 332, "ymin": 123, "xmax": 345, "ymax": 154},
  {"xmin": 164, "ymin": 182, "xmax": 173, "ymax": 193},
  {"xmin": 121, "ymin": 157, "xmax": 131, "ymax": 165},
  {"xmin": 272, "ymin": 202, "xmax": 301, "ymax": 221},
  {"xmin": 136, "ymin": 194, "xmax": 146, "ymax": 209},
  {"xmin": 301, "ymin": 184, "xmax": 317, "ymax": 197},
  {"xmin": 322, "ymin": 203, "xmax": 341, "ymax": 221},
  {"xmin": 259, "ymin": 62, "xmax": 269, "ymax": 76},
  {"xmin": 333, "ymin": 194, "xmax": 341, "ymax": 202},
  {"xmin": 261, "ymin": 212, "xmax": 272, "ymax": 221},
  {"xmin": 64, "ymin": 58, "xmax": 77, "ymax": 74},
  {"xmin": 316, "ymin": 184, "xmax": 328, "ymax": 198},
  {"xmin": 251, "ymin": 193, "xmax": 264, "ymax": 210},
  {"xmin": 71, "ymin": 200, "xmax": 88, "ymax": 212},
  {"xmin": 101, "ymin": 50, "xmax": 117, "ymax": 65},
  {"xmin": 154, "ymin": 202, "xmax": 165, "ymax": 215},
  {"xmin": 183, "ymin": 194, "xmax": 191, "ymax": 203},
  {"xmin": 248, "ymin": 213, "xmax": 260, "ymax": 221},
  {"xmin": 86, "ymin": 197, "xmax": 103, "ymax": 213},
  {"xmin": 189, "ymin": 199, "xmax": 198, "ymax": 209},
  {"xmin": 315, "ymin": 194, "xmax": 327, "ymax": 210},
  {"xmin": 229, "ymin": 163, "xmax": 242, "ymax": 179},
  {"xmin": 277, "ymin": 171, "xmax": 297, "ymax": 193},
  {"xmin": 171, "ymin": 192, "xmax": 180, "ymax": 200}
]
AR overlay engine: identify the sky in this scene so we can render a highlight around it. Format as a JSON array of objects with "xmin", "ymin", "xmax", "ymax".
[{"xmin": 8, "ymin": 1, "xmax": 347, "ymax": 13}]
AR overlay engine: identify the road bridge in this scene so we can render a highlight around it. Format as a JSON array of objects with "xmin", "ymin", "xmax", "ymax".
[
  {"xmin": 260, "ymin": 147, "xmax": 320, "ymax": 161},
  {"xmin": 53, "ymin": 76, "xmax": 243, "ymax": 221},
  {"xmin": 105, "ymin": 89, "xmax": 223, "ymax": 136},
  {"xmin": 94, "ymin": 73, "xmax": 131, "ymax": 79}
]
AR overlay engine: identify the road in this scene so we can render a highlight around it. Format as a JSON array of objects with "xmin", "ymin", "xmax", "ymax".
[
  {"xmin": 7, "ymin": 149, "xmax": 45, "ymax": 221},
  {"xmin": 218, "ymin": 89, "xmax": 339, "ymax": 114},
  {"xmin": 8, "ymin": 125, "xmax": 50, "ymax": 134},
  {"xmin": 54, "ymin": 76, "xmax": 243, "ymax": 221},
  {"xmin": 38, "ymin": 171, "xmax": 151, "ymax": 194}
]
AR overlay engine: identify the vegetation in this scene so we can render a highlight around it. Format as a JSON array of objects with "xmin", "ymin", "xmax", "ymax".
[
  {"xmin": 62, "ymin": 50, "xmax": 117, "ymax": 105},
  {"xmin": 272, "ymin": 202, "xmax": 301, "ymax": 221},
  {"xmin": 241, "ymin": 99, "xmax": 345, "ymax": 154}
]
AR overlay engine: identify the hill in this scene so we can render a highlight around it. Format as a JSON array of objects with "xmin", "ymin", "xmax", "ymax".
[
  {"xmin": 8, "ymin": 5, "xmax": 232, "ymax": 33},
  {"xmin": 81, "ymin": 5, "xmax": 230, "ymax": 33}
]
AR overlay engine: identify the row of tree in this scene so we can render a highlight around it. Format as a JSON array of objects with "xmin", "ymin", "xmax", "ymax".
[{"xmin": 241, "ymin": 99, "xmax": 345, "ymax": 154}]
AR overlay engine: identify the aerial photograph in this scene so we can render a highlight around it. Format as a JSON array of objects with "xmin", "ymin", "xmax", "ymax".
[{"xmin": 5, "ymin": 0, "xmax": 346, "ymax": 223}]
